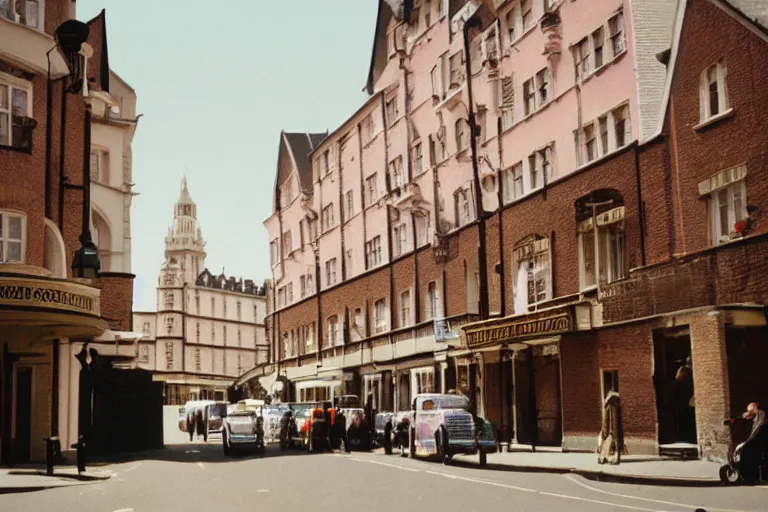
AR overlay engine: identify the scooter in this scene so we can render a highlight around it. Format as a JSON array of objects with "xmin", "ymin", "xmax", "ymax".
[{"xmin": 719, "ymin": 416, "xmax": 768, "ymax": 485}]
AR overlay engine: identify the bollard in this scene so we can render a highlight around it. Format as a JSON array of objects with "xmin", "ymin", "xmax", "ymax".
[
  {"xmin": 44, "ymin": 437, "xmax": 61, "ymax": 476},
  {"xmin": 71, "ymin": 435, "xmax": 87, "ymax": 474}
]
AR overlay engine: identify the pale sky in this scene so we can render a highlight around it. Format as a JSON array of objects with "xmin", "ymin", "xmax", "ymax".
[{"xmin": 76, "ymin": 1, "xmax": 379, "ymax": 312}]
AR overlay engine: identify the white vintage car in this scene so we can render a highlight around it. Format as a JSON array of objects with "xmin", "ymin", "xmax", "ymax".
[{"xmin": 222, "ymin": 409, "xmax": 265, "ymax": 456}]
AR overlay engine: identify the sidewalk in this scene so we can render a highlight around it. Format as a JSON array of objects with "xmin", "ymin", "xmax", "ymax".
[
  {"xmin": 451, "ymin": 449, "xmax": 723, "ymax": 486},
  {"xmin": 0, "ymin": 466, "xmax": 113, "ymax": 494}
]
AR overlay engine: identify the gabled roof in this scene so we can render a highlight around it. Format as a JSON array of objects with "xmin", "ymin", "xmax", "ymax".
[
  {"xmin": 646, "ymin": 0, "xmax": 768, "ymax": 142},
  {"xmin": 365, "ymin": 0, "xmax": 398, "ymax": 94},
  {"xmin": 282, "ymin": 132, "xmax": 328, "ymax": 192}
]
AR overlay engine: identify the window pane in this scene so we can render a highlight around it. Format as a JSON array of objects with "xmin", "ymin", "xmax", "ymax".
[
  {"xmin": 733, "ymin": 184, "xmax": 744, "ymax": 222},
  {"xmin": 718, "ymin": 189, "xmax": 729, "ymax": 237},
  {"xmin": 0, "ymin": 84, "xmax": 8, "ymax": 110},
  {"xmin": 8, "ymin": 216, "xmax": 21, "ymax": 239},
  {"xmin": 8, "ymin": 241, "xmax": 23, "ymax": 262},
  {"xmin": 11, "ymin": 88, "xmax": 27, "ymax": 116},
  {"xmin": 582, "ymin": 231, "xmax": 596, "ymax": 288},
  {"xmin": 0, "ymin": 113, "xmax": 8, "ymax": 146}
]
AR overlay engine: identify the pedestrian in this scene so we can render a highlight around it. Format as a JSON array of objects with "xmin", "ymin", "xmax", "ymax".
[{"xmin": 336, "ymin": 408, "xmax": 349, "ymax": 453}]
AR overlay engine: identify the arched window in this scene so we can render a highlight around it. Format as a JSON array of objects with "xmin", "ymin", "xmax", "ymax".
[
  {"xmin": 574, "ymin": 189, "xmax": 627, "ymax": 290},
  {"xmin": 455, "ymin": 118, "xmax": 470, "ymax": 152},
  {"xmin": 512, "ymin": 234, "xmax": 552, "ymax": 314},
  {"xmin": 700, "ymin": 62, "xmax": 728, "ymax": 122}
]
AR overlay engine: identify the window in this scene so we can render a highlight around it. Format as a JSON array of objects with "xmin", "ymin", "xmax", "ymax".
[
  {"xmin": 139, "ymin": 344, "xmax": 150, "ymax": 365},
  {"xmin": 212, "ymin": 324, "xmax": 216, "ymax": 343},
  {"xmin": 0, "ymin": 76, "xmax": 32, "ymax": 150},
  {"xmin": 528, "ymin": 146, "xmax": 553, "ymax": 189},
  {"xmin": 575, "ymin": 38, "xmax": 591, "ymax": 79},
  {"xmin": 412, "ymin": 367, "xmax": 435, "ymax": 397},
  {"xmin": 270, "ymin": 239, "xmax": 279, "ymax": 265},
  {"xmin": 0, "ymin": 212, "xmax": 24, "ymax": 263},
  {"xmin": 327, "ymin": 315, "xmax": 340, "ymax": 346},
  {"xmin": 237, "ymin": 352, "xmax": 242, "ymax": 375},
  {"xmin": 211, "ymin": 298, "xmax": 216, "ymax": 316},
  {"xmin": 412, "ymin": 142, "xmax": 423, "ymax": 175},
  {"xmin": 345, "ymin": 190, "xmax": 354, "ymax": 219},
  {"xmin": 90, "ymin": 150, "xmax": 108, "ymax": 183},
  {"xmin": 503, "ymin": 163, "xmax": 524, "ymax": 203},
  {"xmin": 165, "ymin": 316, "xmax": 174, "ymax": 334},
  {"xmin": 592, "ymin": 27, "xmax": 605, "ymax": 69},
  {"xmin": 578, "ymin": 207, "xmax": 627, "ymax": 289},
  {"xmin": 325, "ymin": 258, "xmax": 337, "ymax": 286},
  {"xmin": 513, "ymin": 236, "xmax": 552, "ymax": 313},
  {"xmin": 194, "ymin": 348, "xmax": 201, "ymax": 372},
  {"xmin": 365, "ymin": 174, "xmax": 378, "ymax": 206},
  {"xmin": 195, "ymin": 292, "xmax": 200, "ymax": 313},
  {"xmin": 223, "ymin": 325, "xmax": 228, "ymax": 345},
  {"xmin": 505, "ymin": 7, "xmax": 516, "ymax": 44},
  {"xmin": 500, "ymin": 76, "xmax": 515, "ymax": 131},
  {"xmin": 346, "ymin": 249, "xmax": 353, "ymax": 276},
  {"xmin": 1, "ymin": 1, "xmax": 43, "ymax": 30},
  {"xmin": 613, "ymin": 104, "xmax": 631, "ymax": 148},
  {"xmin": 449, "ymin": 51, "xmax": 464, "ymax": 87},
  {"xmin": 282, "ymin": 231, "xmax": 292, "ymax": 257},
  {"xmin": 386, "ymin": 96, "xmax": 398, "ymax": 127},
  {"xmin": 196, "ymin": 322, "xmax": 200, "ymax": 342},
  {"xmin": 608, "ymin": 11, "xmax": 625, "ymax": 57},
  {"xmin": 476, "ymin": 111, "xmax": 486, "ymax": 143},
  {"xmin": 306, "ymin": 274, "xmax": 314, "ymax": 296},
  {"xmin": 603, "ymin": 370, "xmax": 619, "ymax": 399},
  {"xmin": 364, "ymin": 374, "xmax": 383, "ymax": 411},
  {"xmin": 164, "ymin": 292, "xmax": 174, "ymax": 310},
  {"xmin": 317, "ymin": 150, "xmax": 330, "ymax": 177},
  {"xmin": 455, "ymin": 189, "xmax": 472, "ymax": 226},
  {"xmin": 393, "ymin": 223, "xmax": 407, "ymax": 257},
  {"xmin": 400, "ymin": 290, "xmax": 412, "ymax": 328},
  {"xmin": 236, "ymin": 301, "xmax": 241, "ymax": 320},
  {"xmin": 165, "ymin": 342, "xmax": 174, "ymax": 370},
  {"xmin": 426, "ymin": 281, "xmax": 442, "ymax": 321},
  {"xmin": 712, "ymin": 180, "xmax": 747, "ymax": 245},
  {"xmin": 700, "ymin": 62, "xmax": 728, "ymax": 122},
  {"xmin": 484, "ymin": 26, "xmax": 498, "ymax": 62},
  {"xmin": 455, "ymin": 119, "xmax": 469, "ymax": 152},
  {"xmin": 253, "ymin": 304, "xmax": 260, "ymax": 323},
  {"xmin": 300, "ymin": 275, "xmax": 307, "ymax": 298},
  {"xmin": 536, "ymin": 67, "xmax": 551, "ymax": 105},
  {"xmin": 598, "ymin": 115, "xmax": 609, "ymax": 155},
  {"xmin": 523, "ymin": 78, "xmax": 535, "ymax": 116},
  {"xmin": 431, "ymin": 53, "xmax": 446, "ymax": 101},
  {"xmin": 142, "ymin": 322, "xmax": 151, "ymax": 336},
  {"xmin": 365, "ymin": 236, "xmax": 382, "ymax": 268},
  {"xmin": 287, "ymin": 282, "xmax": 294, "ymax": 304},
  {"xmin": 363, "ymin": 114, "xmax": 376, "ymax": 142},
  {"xmin": 414, "ymin": 213, "xmax": 430, "ymax": 247},
  {"xmin": 374, "ymin": 299, "xmax": 387, "ymax": 333},
  {"xmin": 308, "ymin": 218, "xmax": 318, "ymax": 241},
  {"xmin": 583, "ymin": 123, "xmax": 597, "ymax": 162},
  {"xmin": 305, "ymin": 323, "xmax": 315, "ymax": 348},
  {"xmin": 521, "ymin": 0, "xmax": 533, "ymax": 31},
  {"xmin": 389, "ymin": 156, "xmax": 404, "ymax": 190},
  {"xmin": 277, "ymin": 286, "xmax": 286, "ymax": 308},
  {"xmin": 321, "ymin": 204, "xmax": 335, "ymax": 232},
  {"xmin": 223, "ymin": 299, "xmax": 227, "ymax": 317},
  {"xmin": 437, "ymin": 0, "xmax": 444, "ymax": 17}
]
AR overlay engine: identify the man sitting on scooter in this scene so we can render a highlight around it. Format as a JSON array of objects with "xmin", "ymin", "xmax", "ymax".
[{"xmin": 740, "ymin": 402, "xmax": 767, "ymax": 483}]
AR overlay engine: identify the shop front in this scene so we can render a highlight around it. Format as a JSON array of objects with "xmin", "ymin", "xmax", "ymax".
[
  {"xmin": 0, "ymin": 265, "xmax": 107, "ymax": 465},
  {"xmin": 459, "ymin": 303, "xmax": 592, "ymax": 449}
]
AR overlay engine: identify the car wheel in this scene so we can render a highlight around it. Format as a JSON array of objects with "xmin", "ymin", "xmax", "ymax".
[
  {"xmin": 479, "ymin": 450, "xmax": 487, "ymax": 467},
  {"xmin": 719, "ymin": 464, "xmax": 740, "ymax": 484}
]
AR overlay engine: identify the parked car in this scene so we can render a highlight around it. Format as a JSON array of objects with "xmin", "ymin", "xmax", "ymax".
[
  {"xmin": 407, "ymin": 393, "xmax": 495, "ymax": 466},
  {"xmin": 222, "ymin": 409, "xmax": 265, "ymax": 456},
  {"xmin": 262, "ymin": 404, "xmax": 290, "ymax": 443}
]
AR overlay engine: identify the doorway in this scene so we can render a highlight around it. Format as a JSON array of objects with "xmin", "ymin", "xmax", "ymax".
[
  {"xmin": 14, "ymin": 367, "xmax": 33, "ymax": 463},
  {"xmin": 514, "ymin": 345, "xmax": 562, "ymax": 447},
  {"xmin": 653, "ymin": 330, "xmax": 696, "ymax": 445}
]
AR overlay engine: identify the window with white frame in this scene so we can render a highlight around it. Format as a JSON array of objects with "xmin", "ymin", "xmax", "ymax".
[
  {"xmin": 346, "ymin": 189, "xmax": 354, "ymax": 219},
  {"xmin": 536, "ymin": 67, "xmax": 551, "ymax": 105},
  {"xmin": 578, "ymin": 206, "xmax": 627, "ymax": 290},
  {"xmin": 411, "ymin": 367, "xmax": 435, "ymax": 397},
  {"xmin": 305, "ymin": 323, "xmax": 315, "ymax": 348},
  {"xmin": 139, "ymin": 344, "xmax": 150, "ymax": 365},
  {"xmin": 317, "ymin": 150, "xmax": 329, "ymax": 177},
  {"xmin": 393, "ymin": 223, "xmax": 407, "ymax": 257},
  {"xmin": 270, "ymin": 239, "xmax": 279, "ymax": 265},
  {"xmin": 513, "ymin": 236, "xmax": 552, "ymax": 314},
  {"xmin": 287, "ymin": 282, "xmax": 293, "ymax": 304},
  {"xmin": 613, "ymin": 104, "xmax": 631, "ymax": 148},
  {"xmin": 521, "ymin": 0, "xmax": 533, "ymax": 31},
  {"xmin": 502, "ymin": 163, "xmax": 524, "ymax": 204},
  {"xmin": 327, "ymin": 315, "xmax": 340, "ymax": 346},
  {"xmin": 1, "ymin": 1, "xmax": 44, "ymax": 30},
  {"xmin": 277, "ymin": 286, "xmax": 286, "ymax": 308},
  {"xmin": 386, "ymin": 94, "xmax": 398, "ymax": 127},
  {"xmin": 306, "ymin": 273, "xmax": 314, "ymax": 295},
  {"xmin": 300, "ymin": 275, "xmax": 307, "ymax": 298},
  {"xmin": 352, "ymin": 307, "xmax": 365, "ymax": 341},
  {"xmin": 455, "ymin": 188, "xmax": 472, "ymax": 227},
  {"xmin": 455, "ymin": 118, "xmax": 469, "ymax": 152},
  {"xmin": 194, "ymin": 348, "xmax": 201, "ymax": 372},
  {"xmin": 505, "ymin": 7, "xmax": 517, "ymax": 44},
  {"xmin": 412, "ymin": 142, "xmax": 424, "ymax": 175},
  {"xmin": 363, "ymin": 113, "xmax": 376, "ymax": 142},
  {"xmin": 308, "ymin": 218, "xmax": 318, "ymax": 241},
  {"xmin": 700, "ymin": 62, "xmax": 728, "ymax": 122},
  {"xmin": 500, "ymin": 75, "xmax": 515, "ymax": 131},
  {"xmin": 389, "ymin": 156, "xmax": 404, "ymax": 190},
  {"xmin": 528, "ymin": 145, "xmax": 553, "ymax": 190},
  {"xmin": 598, "ymin": 115, "xmax": 609, "ymax": 155},
  {"xmin": 523, "ymin": 77, "xmax": 536, "ymax": 116},
  {"xmin": 414, "ymin": 212, "xmax": 430, "ymax": 247},
  {"xmin": 578, "ymin": 103, "xmax": 631, "ymax": 164},
  {"xmin": 701, "ymin": 167, "xmax": 748, "ymax": 245},
  {"xmin": 400, "ymin": 290, "xmax": 412, "ymax": 328},
  {"xmin": 583, "ymin": 123, "xmax": 597, "ymax": 163},
  {"xmin": 449, "ymin": 51, "xmax": 464, "ymax": 88},
  {"xmin": 364, "ymin": 374, "xmax": 383, "ymax": 411},
  {"xmin": 431, "ymin": 53, "xmax": 447, "ymax": 101},
  {"xmin": 608, "ymin": 11, "xmax": 625, "ymax": 57},
  {"xmin": 346, "ymin": 249, "xmax": 353, "ymax": 276},
  {"xmin": 325, "ymin": 258, "xmax": 337, "ymax": 287},
  {"xmin": 0, "ymin": 211, "xmax": 24, "ymax": 263},
  {"xmin": 321, "ymin": 204, "xmax": 335, "ymax": 232},
  {"xmin": 365, "ymin": 235, "xmax": 382, "ymax": 268},
  {"xmin": 575, "ymin": 37, "xmax": 591, "ymax": 79},
  {"xmin": 365, "ymin": 174, "xmax": 378, "ymax": 206},
  {"xmin": 282, "ymin": 231, "xmax": 292, "ymax": 257},
  {"xmin": 374, "ymin": 299, "xmax": 387, "ymax": 333},
  {"xmin": 592, "ymin": 27, "xmax": 605, "ymax": 69},
  {"xmin": 425, "ymin": 281, "xmax": 440, "ymax": 320},
  {"xmin": 483, "ymin": 25, "xmax": 498, "ymax": 62},
  {"xmin": 0, "ymin": 75, "xmax": 32, "ymax": 150}
]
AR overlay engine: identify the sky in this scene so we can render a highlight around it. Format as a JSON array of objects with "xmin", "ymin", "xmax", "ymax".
[{"xmin": 76, "ymin": 0, "xmax": 379, "ymax": 312}]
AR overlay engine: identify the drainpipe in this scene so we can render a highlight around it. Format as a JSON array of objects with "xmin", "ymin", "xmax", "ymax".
[
  {"xmin": 634, "ymin": 144, "xmax": 647, "ymax": 266},
  {"xmin": 57, "ymin": 82, "xmax": 68, "ymax": 231},
  {"xmin": 496, "ymin": 117, "xmax": 506, "ymax": 316},
  {"xmin": 44, "ymin": 47, "xmax": 56, "ymax": 220},
  {"xmin": 463, "ymin": 18, "xmax": 489, "ymax": 320},
  {"xmin": 338, "ymin": 139, "xmax": 347, "ymax": 281},
  {"xmin": 315, "ymin": 244, "xmax": 322, "ymax": 367}
]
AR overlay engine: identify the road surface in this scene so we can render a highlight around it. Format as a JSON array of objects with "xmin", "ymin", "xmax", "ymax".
[{"xmin": 1, "ymin": 442, "xmax": 765, "ymax": 511}]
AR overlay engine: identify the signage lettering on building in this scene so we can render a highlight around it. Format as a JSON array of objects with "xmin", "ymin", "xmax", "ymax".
[
  {"xmin": 463, "ymin": 312, "xmax": 572, "ymax": 349},
  {"xmin": 0, "ymin": 284, "xmax": 96, "ymax": 315}
]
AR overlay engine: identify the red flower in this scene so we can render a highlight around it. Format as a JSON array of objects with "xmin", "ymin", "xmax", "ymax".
[{"xmin": 734, "ymin": 219, "xmax": 749, "ymax": 234}]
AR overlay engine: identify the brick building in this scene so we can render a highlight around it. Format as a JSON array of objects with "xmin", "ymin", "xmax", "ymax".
[
  {"xmin": 0, "ymin": 1, "xmax": 148, "ymax": 464},
  {"xmin": 264, "ymin": 0, "xmax": 767, "ymax": 462}
]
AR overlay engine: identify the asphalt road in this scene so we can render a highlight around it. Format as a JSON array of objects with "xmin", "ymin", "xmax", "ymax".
[{"xmin": 1, "ymin": 442, "xmax": 766, "ymax": 512}]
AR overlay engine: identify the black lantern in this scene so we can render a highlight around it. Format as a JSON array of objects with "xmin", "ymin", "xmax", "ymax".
[{"xmin": 54, "ymin": 20, "xmax": 90, "ymax": 94}]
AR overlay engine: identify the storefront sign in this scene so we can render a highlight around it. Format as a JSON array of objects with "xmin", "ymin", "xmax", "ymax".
[
  {"xmin": 462, "ymin": 311, "xmax": 572, "ymax": 349},
  {"xmin": 0, "ymin": 277, "xmax": 100, "ymax": 316}
]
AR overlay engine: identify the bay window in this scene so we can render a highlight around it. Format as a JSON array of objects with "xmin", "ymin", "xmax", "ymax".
[{"xmin": 0, "ymin": 211, "xmax": 24, "ymax": 263}]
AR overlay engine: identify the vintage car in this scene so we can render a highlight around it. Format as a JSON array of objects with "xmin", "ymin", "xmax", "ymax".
[
  {"xmin": 262, "ymin": 404, "xmax": 290, "ymax": 443},
  {"xmin": 279, "ymin": 404, "xmax": 313, "ymax": 450},
  {"xmin": 222, "ymin": 409, "xmax": 265, "ymax": 456},
  {"xmin": 375, "ymin": 411, "xmax": 410, "ymax": 452},
  {"xmin": 182, "ymin": 400, "xmax": 228, "ymax": 441},
  {"xmin": 407, "ymin": 393, "xmax": 495, "ymax": 466}
]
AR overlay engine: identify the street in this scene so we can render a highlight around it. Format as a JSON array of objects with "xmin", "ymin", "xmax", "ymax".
[{"xmin": 1, "ymin": 442, "xmax": 766, "ymax": 512}]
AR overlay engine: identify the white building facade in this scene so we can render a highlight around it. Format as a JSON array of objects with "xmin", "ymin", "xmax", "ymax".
[{"xmin": 134, "ymin": 178, "xmax": 270, "ymax": 404}]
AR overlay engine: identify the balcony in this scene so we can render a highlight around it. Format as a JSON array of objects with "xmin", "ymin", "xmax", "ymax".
[{"xmin": 0, "ymin": 13, "xmax": 69, "ymax": 78}]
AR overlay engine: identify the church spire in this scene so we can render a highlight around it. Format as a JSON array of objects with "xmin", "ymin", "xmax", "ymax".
[{"xmin": 163, "ymin": 176, "xmax": 206, "ymax": 284}]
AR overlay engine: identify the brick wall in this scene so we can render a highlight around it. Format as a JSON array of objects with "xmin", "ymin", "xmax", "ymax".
[
  {"xmin": 95, "ymin": 273, "xmax": 135, "ymax": 331},
  {"xmin": 560, "ymin": 333, "xmax": 601, "ymax": 441}
]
